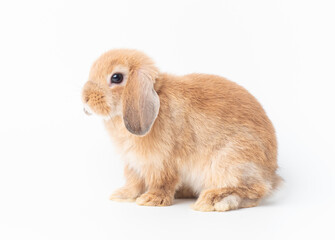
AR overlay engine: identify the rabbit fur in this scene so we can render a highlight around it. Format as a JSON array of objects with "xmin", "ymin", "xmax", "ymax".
[{"xmin": 82, "ymin": 49, "xmax": 281, "ymax": 211}]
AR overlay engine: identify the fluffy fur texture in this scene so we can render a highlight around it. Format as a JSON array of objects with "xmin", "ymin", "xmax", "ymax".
[{"xmin": 82, "ymin": 49, "xmax": 281, "ymax": 212}]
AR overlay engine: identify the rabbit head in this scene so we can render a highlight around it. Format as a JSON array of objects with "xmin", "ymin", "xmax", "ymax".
[{"xmin": 82, "ymin": 49, "xmax": 160, "ymax": 136}]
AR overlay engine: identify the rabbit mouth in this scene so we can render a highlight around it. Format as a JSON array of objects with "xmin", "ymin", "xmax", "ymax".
[
  {"xmin": 83, "ymin": 104, "xmax": 93, "ymax": 116},
  {"xmin": 83, "ymin": 104, "xmax": 113, "ymax": 121}
]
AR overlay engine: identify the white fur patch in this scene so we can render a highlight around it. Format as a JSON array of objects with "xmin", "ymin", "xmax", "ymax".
[
  {"xmin": 122, "ymin": 145, "xmax": 165, "ymax": 181},
  {"xmin": 179, "ymin": 164, "xmax": 205, "ymax": 195},
  {"xmin": 214, "ymin": 194, "xmax": 241, "ymax": 211},
  {"xmin": 123, "ymin": 151, "xmax": 142, "ymax": 176}
]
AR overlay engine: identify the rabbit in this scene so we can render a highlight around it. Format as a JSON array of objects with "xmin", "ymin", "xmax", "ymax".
[{"xmin": 82, "ymin": 49, "xmax": 282, "ymax": 212}]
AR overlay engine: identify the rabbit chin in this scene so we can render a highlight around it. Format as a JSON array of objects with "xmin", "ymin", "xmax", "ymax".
[{"xmin": 83, "ymin": 103, "xmax": 114, "ymax": 120}]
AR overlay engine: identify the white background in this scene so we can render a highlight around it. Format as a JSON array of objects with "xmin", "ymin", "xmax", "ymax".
[{"xmin": 0, "ymin": 0, "xmax": 334, "ymax": 239}]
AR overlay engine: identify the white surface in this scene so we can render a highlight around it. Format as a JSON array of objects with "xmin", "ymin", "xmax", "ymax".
[{"xmin": 0, "ymin": 0, "xmax": 334, "ymax": 239}]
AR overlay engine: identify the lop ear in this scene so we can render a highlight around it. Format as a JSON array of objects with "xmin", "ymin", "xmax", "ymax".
[{"xmin": 122, "ymin": 68, "xmax": 160, "ymax": 136}]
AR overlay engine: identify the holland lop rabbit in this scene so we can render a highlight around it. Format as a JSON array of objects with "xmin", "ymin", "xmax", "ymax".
[{"xmin": 82, "ymin": 49, "xmax": 281, "ymax": 211}]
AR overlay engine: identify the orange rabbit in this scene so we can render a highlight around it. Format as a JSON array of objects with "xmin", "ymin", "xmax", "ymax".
[{"xmin": 82, "ymin": 49, "xmax": 281, "ymax": 211}]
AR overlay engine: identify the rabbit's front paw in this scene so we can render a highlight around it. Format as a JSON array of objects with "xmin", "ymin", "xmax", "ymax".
[
  {"xmin": 110, "ymin": 187, "xmax": 142, "ymax": 202},
  {"xmin": 136, "ymin": 192, "xmax": 173, "ymax": 206}
]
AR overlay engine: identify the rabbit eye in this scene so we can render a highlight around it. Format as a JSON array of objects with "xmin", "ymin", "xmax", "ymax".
[{"xmin": 111, "ymin": 73, "xmax": 123, "ymax": 84}]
